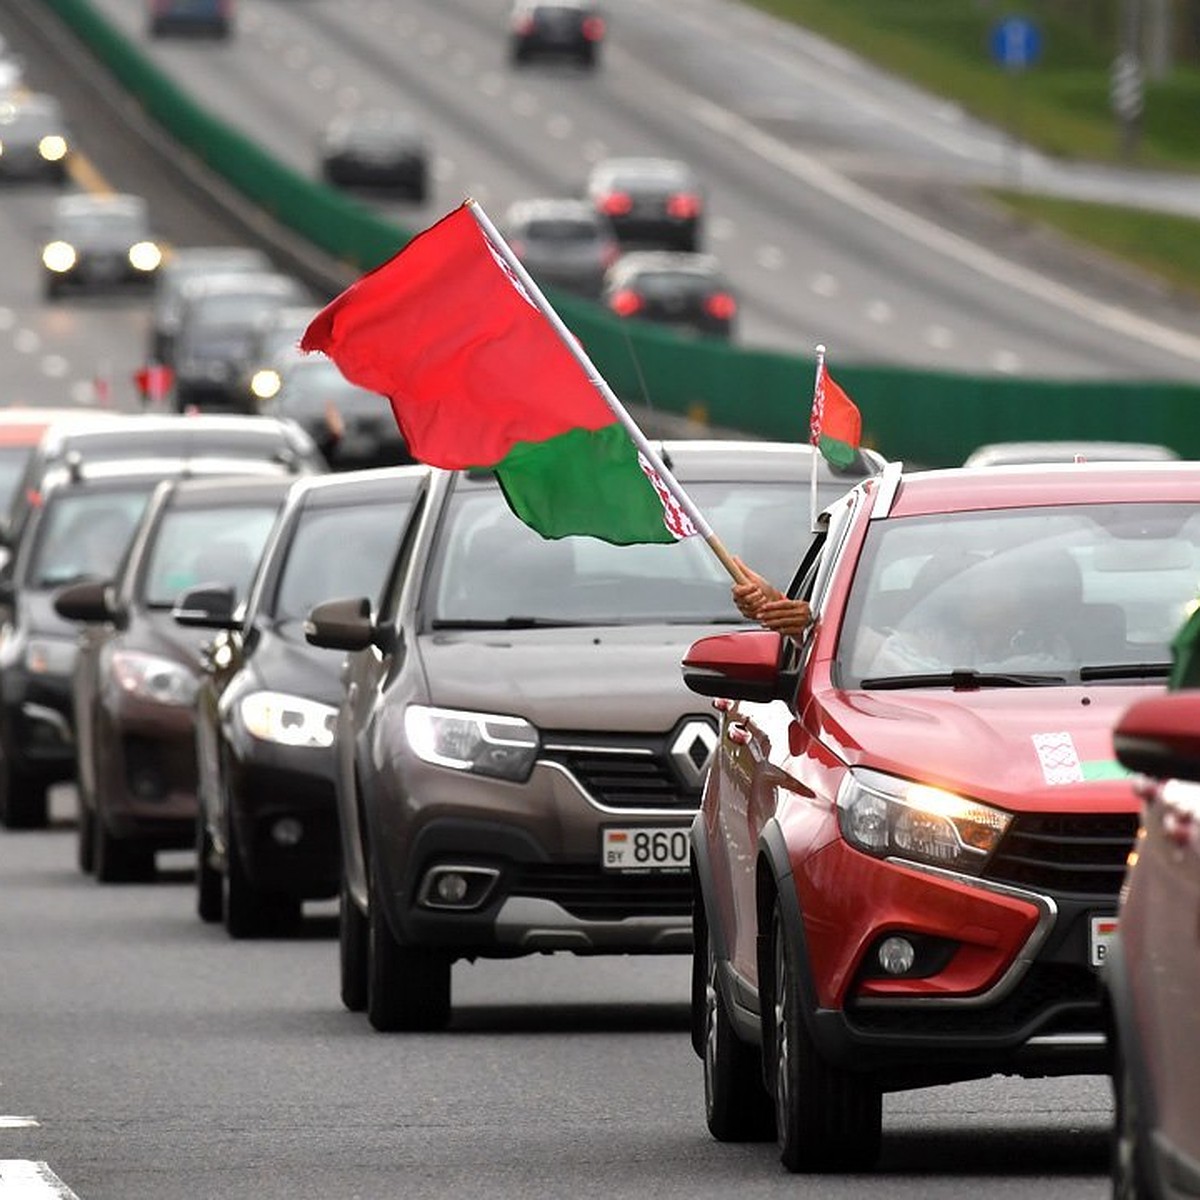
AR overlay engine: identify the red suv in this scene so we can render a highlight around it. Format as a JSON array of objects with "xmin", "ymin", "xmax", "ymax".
[{"xmin": 682, "ymin": 460, "xmax": 1200, "ymax": 1172}]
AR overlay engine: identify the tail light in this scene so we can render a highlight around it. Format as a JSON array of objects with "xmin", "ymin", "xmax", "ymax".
[
  {"xmin": 582, "ymin": 16, "xmax": 606, "ymax": 41},
  {"xmin": 704, "ymin": 292, "xmax": 737, "ymax": 321},
  {"xmin": 597, "ymin": 191, "xmax": 633, "ymax": 217},
  {"xmin": 666, "ymin": 192, "xmax": 702, "ymax": 220},
  {"xmin": 609, "ymin": 289, "xmax": 643, "ymax": 317}
]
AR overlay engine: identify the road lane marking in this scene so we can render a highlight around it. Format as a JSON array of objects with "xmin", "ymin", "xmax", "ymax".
[
  {"xmin": 0, "ymin": 1119, "xmax": 39, "ymax": 1130},
  {"xmin": 0, "ymin": 1161, "xmax": 80, "ymax": 1199},
  {"xmin": 65, "ymin": 149, "xmax": 110, "ymax": 196}
]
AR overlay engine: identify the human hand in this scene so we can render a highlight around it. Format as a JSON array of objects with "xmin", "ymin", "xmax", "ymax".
[
  {"xmin": 753, "ymin": 597, "xmax": 813, "ymax": 637},
  {"xmin": 730, "ymin": 556, "xmax": 781, "ymax": 620}
]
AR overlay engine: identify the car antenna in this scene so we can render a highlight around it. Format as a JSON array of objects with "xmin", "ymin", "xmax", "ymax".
[{"xmin": 619, "ymin": 319, "xmax": 669, "ymax": 466}]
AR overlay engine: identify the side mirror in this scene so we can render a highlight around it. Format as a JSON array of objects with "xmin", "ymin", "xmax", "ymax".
[
  {"xmin": 305, "ymin": 596, "xmax": 375, "ymax": 652},
  {"xmin": 1113, "ymin": 691, "xmax": 1200, "ymax": 784},
  {"xmin": 681, "ymin": 630, "xmax": 784, "ymax": 703},
  {"xmin": 173, "ymin": 584, "xmax": 238, "ymax": 630},
  {"xmin": 54, "ymin": 579, "xmax": 116, "ymax": 624}
]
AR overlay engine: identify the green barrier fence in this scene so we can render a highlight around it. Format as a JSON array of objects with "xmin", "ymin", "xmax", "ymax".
[{"xmin": 38, "ymin": 0, "xmax": 1200, "ymax": 467}]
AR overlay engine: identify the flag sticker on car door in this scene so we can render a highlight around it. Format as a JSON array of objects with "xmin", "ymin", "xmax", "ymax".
[{"xmin": 1032, "ymin": 731, "xmax": 1084, "ymax": 785}]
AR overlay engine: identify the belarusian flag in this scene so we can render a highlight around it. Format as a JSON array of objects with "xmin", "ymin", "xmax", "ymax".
[
  {"xmin": 301, "ymin": 203, "xmax": 695, "ymax": 546},
  {"xmin": 810, "ymin": 360, "xmax": 861, "ymax": 469}
]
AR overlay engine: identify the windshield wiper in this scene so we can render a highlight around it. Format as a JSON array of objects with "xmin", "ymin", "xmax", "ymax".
[
  {"xmin": 1079, "ymin": 662, "xmax": 1171, "ymax": 681},
  {"xmin": 429, "ymin": 617, "xmax": 594, "ymax": 630},
  {"xmin": 860, "ymin": 669, "xmax": 1068, "ymax": 690}
]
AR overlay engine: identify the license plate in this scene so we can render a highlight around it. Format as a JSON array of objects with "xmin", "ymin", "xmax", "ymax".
[
  {"xmin": 1089, "ymin": 915, "xmax": 1118, "ymax": 967},
  {"xmin": 602, "ymin": 825, "xmax": 689, "ymax": 873}
]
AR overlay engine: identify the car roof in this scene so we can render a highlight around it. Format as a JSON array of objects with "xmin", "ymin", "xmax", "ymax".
[
  {"xmin": 0, "ymin": 408, "xmax": 104, "ymax": 446},
  {"xmin": 505, "ymin": 197, "xmax": 600, "ymax": 225},
  {"xmin": 608, "ymin": 250, "xmax": 724, "ymax": 279},
  {"xmin": 181, "ymin": 271, "xmax": 304, "ymax": 300},
  {"xmin": 158, "ymin": 474, "xmax": 296, "ymax": 508},
  {"xmin": 38, "ymin": 457, "xmax": 296, "ymax": 497},
  {"xmin": 54, "ymin": 192, "xmax": 147, "ymax": 217},
  {"xmin": 159, "ymin": 245, "xmax": 272, "ymax": 274},
  {"xmin": 589, "ymin": 157, "xmax": 696, "ymax": 185},
  {"xmin": 289, "ymin": 464, "xmax": 430, "ymax": 508},
  {"xmin": 963, "ymin": 440, "xmax": 1180, "ymax": 467},
  {"xmin": 38, "ymin": 412, "xmax": 303, "ymax": 451}
]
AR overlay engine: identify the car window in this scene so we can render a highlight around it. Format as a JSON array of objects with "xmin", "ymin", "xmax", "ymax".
[
  {"xmin": 0, "ymin": 446, "xmax": 35, "ymax": 515},
  {"xmin": 526, "ymin": 219, "xmax": 599, "ymax": 243},
  {"xmin": 25, "ymin": 487, "xmax": 155, "ymax": 589}
]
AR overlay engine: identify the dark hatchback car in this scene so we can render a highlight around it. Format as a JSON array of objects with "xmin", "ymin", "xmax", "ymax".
[
  {"xmin": 148, "ymin": 0, "xmax": 232, "ymax": 38},
  {"xmin": 304, "ymin": 441, "xmax": 884, "ymax": 1031},
  {"xmin": 603, "ymin": 251, "xmax": 737, "ymax": 340},
  {"xmin": 319, "ymin": 110, "xmax": 429, "ymax": 202},
  {"xmin": 586, "ymin": 157, "xmax": 704, "ymax": 251},
  {"xmin": 509, "ymin": 1, "xmax": 605, "ymax": 68},
  {"xmin": 182, "ymin": 467, "xmax": 428, "ymax": 936},
  {"xmin": 501, "ymin": 197, "xmax": 619, "ymax": 299},
  {"xmin": 1107, "ymin": 679, "xmax": 1200, "ymax": 1199},
  {"xmin": 55, "ymin": 476, "xmax": 292, "ymax": 882},
  {"xmin": 40, "ymin": 192, "xmax": 163, "ymax": 299},
  {"xmin": 0, "ymin": 93, "xmax": 71, "ymax": 184}
]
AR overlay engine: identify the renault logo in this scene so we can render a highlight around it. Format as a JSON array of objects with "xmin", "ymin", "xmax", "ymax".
[{"xmin": 670, "ymin": 720, "xmax": 718, "ymax": 789}]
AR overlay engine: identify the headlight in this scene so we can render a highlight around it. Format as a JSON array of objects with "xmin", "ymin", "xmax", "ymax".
[
  {"xmin": 404, "ymin": 704, "xmax": 538, "ymax": 782},
  {"xmin": 26, "ymin": 637, "xmax": 77, "ymax": 677},
  {"xmin": 110, "ymin": 650, "xmax": 197, "ymax": 707},
  {"xmin": 128, "ymin": 241, "xmax": 162, "ymax": 272},
  {"xmin": 38, "ymin": 134, "xmax": 68, "ymax": 162},
  {"xmin": 250, "ymin": 368, "xmax": 282, "ymax": 400},
  {"xmin": 240, "ymin": 691, "xmax": 336, "ymax": 748},
  {"xmin": 42, "ymin": 241, "xmax": 76, "ymax": 272},
  {"xmin": 837, "ymin": 768, "xmax": 1011, "ymax": 874}
]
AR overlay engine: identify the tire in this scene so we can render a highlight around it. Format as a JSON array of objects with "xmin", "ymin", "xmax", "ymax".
[
  {"xmin": 224, "ymin": 816, "xmax": 300, "ymax": 939},
  {"xmin": 339, "ymin": 877, "xmax": 369, "ymax": 1013},
  {"xmin": 94, "ymin": 814, "xmax": 154, "ymax": 884},
  {"xmin": 77, "ymin": 803, "xmax": 95, "ymax": 874},
  {"xmin": 700, "ymin": 918, "xmax": 775, "ymax": 1141},
  {"xmin": 366, "ymin": 864, "xmax": 452, "ymax": 1032},
  {"xmin": 1112, "ymin": 1036, "xmax": 1154, "ymax": 1200},
  {"xmin": 0, "ymin": 754, "xmax": 49, "ymax": 830},
  {"xmin": 770, "ymin": 898, "xmax": 882, "ymax": 1173},
  {"xmin": 196, "ymin": 818, "xmax": 223, "ymax": 924}
]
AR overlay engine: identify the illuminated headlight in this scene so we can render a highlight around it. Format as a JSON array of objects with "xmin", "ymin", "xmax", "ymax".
[
  {"xmin": 404, "ymin": 704, "xmax": 538, "ymax": 782},
  {"xmin": 250, "ymin": 368, "xmax": 282, "ymax": 400},
  {"xmin": 240, "ymin": 691, "xmax": 336, "ymax": 748},
  {"xmin": 110, "ymin": 650, "xmax": 197, "ymax": 707},
  {"xmin": 836, "ymin": 768, "xmax": 1011, "ymax": 874},
  {"xmin": 128, "ymin": 241, "xmax": 163, "ymax": 272},
  {"xmin": 42, "ymin": 241, "xmax": 76, "ymax": 273},
  {"xmin": 26, "ymin": 637, "xmax": 77, "ymax": 677},
  {"xmin": 38, "ymin": 134, "xmax": 68, "ymax": 162}
]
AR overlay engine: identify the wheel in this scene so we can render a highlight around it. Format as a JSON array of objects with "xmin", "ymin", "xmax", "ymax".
[
  {"xmin": 339, "ymin": 877, "xmax": 369, "ymax": 1013},
  {"xmin": 0, "ymin": 753, "xmax": 49, "ymax": 830},
  {"xmin": 1112, "ymin": 1035, "xmax": 1154, "ymax": 1200},
  {"xmin": 224, "ymin": 815, "xmax": 301, "ymax": 938},
  {"xmin": 770, "ymin": 898, "xmax": 882, "ymax": 1172},
  {"xmin": 196, "ymin": 818, "xmax": 223, "ymax": 924},
  {"xmin": 77, "ymin": 803, "xmax": 95, "ymax": 874},
  {"xmin": 366, "ymin": 863, "xmax": 451, "ymax": 1031},
  {"xmin": 700, "ymin": 916, "xmax": 775, "ymax": 1141},
  {"xmin": 94, "ymin": 814, "xmax": 154, "ymax": 884}
]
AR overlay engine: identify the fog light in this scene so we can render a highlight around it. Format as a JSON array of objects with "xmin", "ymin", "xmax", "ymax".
[
  {"xmin": 271, "ymin": 817, "xmax": 303, "ymax": 847},
  {"xmin": 878, "ymin": 936, "xmax": 916, "ymax": 976},
  {"xmin": 417, "ymin": 864, "xmax": 500, "ymax": 911},
  {"xmin": 435, "ymin": 872, "xmax": 469, "ymax": 904}
]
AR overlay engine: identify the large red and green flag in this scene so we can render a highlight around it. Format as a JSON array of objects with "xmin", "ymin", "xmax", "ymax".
[
  {"xmin": 809, "ymin": 360, "xmax": 862, "ymax": 469},
  {"xmin": 300, "ymin": 203, "xmax": 696, "ymax": 546}
]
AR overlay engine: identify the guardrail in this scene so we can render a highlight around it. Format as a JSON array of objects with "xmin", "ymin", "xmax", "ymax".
[{"xmin": 37, "ymin": 0, "xmax": 1200, "ymax": 465}]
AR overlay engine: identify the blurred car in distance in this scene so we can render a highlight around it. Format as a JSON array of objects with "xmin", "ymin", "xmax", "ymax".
[
  {"xmin": 149, "ymin": 244, "xmax": 272, "ymax": 367},
  {"xmin": 1105, "ymin": 668, "xmax": 1200, "ymax": 1199},
  {"xmin": 964, "ymin": 440, "xmax": 1180, "ymax": 468},
  {"xmin": 239, "ymin": 305, "xmax": 318, "ymax": 407},
  {"xmin": 319, "ymin": 110, "xmax": 428, "ymax": 202},
  {"xmin": 183, "ymin": 466, "xmax": 428, "ymax": 935},
  {"xmin": 682, "ymin": 460, "xmax": 1200, "ymax": 1171},
  {"xmin": 0, "ymin": 407, "xmax": 102, "ymax": 522},
  {"xmin": 147, "ymin": 0, "xmax": 232, "ymax": 38},
  {"xmin": 586, "ymin": 157, "xmax": 704, "ymax": 251},
  {"xmin": 304, "ymin": 441, "xmax": 883, "ymax": 1031},
  {"xmin": 41, "ymin": 193, "xmax": 163, "ymax": 299},
  {"xmin": 509, "ymin": 1, "xmax": 605, "ymax": 68},
  {"xmin": 0, "ymin": 93, "xmax": 71, "ymax": 184},
  {"xmin": 501, "ymin": 197, "xmax": 619, "ymax": 299},
  {"xmin": 55, "ymin": 475, "xmax": 291, "ymax": 881},
  {"xmin": 603, "ymin": 251, "xmax": 736, "ymax": 339}
]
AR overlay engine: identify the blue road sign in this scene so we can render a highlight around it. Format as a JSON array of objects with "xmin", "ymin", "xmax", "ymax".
[{"xmin": 990, "ymin": 17, "xmax": 1042, "ymax": 72}]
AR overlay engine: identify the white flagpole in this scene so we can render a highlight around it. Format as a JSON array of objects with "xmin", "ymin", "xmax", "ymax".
[
  {"xmin": 809, "ymin": 344, "xmax": 826, "ymax": 535},
  {"xmin": 467, "ymin": 198, "xmax": 748, "ymax": 585}
]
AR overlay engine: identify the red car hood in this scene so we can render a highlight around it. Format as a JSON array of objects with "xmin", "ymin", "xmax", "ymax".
[{"xmin": 815, "ymin": 683, "xmax": 1162, "ymax": 812}]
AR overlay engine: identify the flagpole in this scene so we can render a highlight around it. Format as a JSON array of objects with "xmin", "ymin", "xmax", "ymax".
[
  {"xmin": 809, "ymin": 344, "xmax": 825, "ymax": 535},
  {"xmin": 467, "ymin": 198, "xmax": 747, "ymax": 585}
]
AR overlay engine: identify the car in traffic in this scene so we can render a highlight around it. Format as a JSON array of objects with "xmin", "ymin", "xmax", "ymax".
[
  {"xmin": 0, "ymin": 407, "xmax": 104, "ymax": 523},
  {"xmin": 0, "ymin": 93, "xmax": 71, "ymax": 184},
  {"xmin": 681, "ymin": 459, "xmax": 1200, "ymax": 1171},
  {"xmin": 500, "ymin": 197, "xmax": 619, "ymax": 299},
  {"xmin": 147, "ymin": 0, "xmax": 233, "ymax": 38},
  {"xmin": 303, "ymin": 441, "xmax": 884, "ymax": 1030},
  {"xmin": 602, "ymin": 251, "xmax": 737, "ymax": 340},
  {"xmin": 1105, "ymin": 661, "xmax": 1200, "ymax": 1199},
  {"xmin": 964, "ymin": 440, "xmax": 1180, "ymax": 468},
  {"xmin": 54, "ymin": 475, "xmax": 292, "ymax": 881},
  {"xmin": 181, "ymin": 467, "xmax": 428, "ymax": 935},
  {"xmin": 318, "ymin": 110, "xmax": 429, "ymax": 202},
  {"xmin": 238, "ymin": 304, "xmax": 317, "ymax": 408},
  {"xmin": 509, "ymin": 1, "xmax": 605, "ymax": 68},
  {"xmin": 40, "ymin": 192, "xmax": 164, "ymax": 299},
  {"xmin": 586, "ymin": 157, "xmax": 704, "ymax": 251}
]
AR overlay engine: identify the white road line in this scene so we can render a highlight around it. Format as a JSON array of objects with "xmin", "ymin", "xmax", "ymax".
[
  {"xmin": 992, "ymin": 349, "xmax": 1022, "ymax": 374},
  {"xmin": 756, "ymin": 245, "xmax": 784, "ymax": 270},
  {"xmin": 0, "ymin": 1119, "xmax": 39, "ymax": 1130},
  {"xmin": 811, "ymin": 272, "xmax": 839, "ymax": 297},
  {"xmin": 41, "ymin": 356, "xmax": 69, "ymax": 379},
  {"xmin": 866, "ymin": 299, "xmax": 892, "ymax": 324},
  {"xmin": 13, "ymin": 330, "xmax": 40, "ymax": 354},
  {"xmin": 0, "ymin": 1161, "xmax": 81, "ymax": 1200}
]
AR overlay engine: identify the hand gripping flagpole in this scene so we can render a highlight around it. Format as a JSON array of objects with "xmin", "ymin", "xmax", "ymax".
[
  {"xmin": 809, "ymin": 344, "xmax": 826, "ymax": 535},
  {"xmin": 467, "ymin": 198, "xmax": 748, "ymax": 585}
]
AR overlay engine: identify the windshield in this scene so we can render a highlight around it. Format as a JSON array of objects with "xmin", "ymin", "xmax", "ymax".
[
  {"xmin": 142, "ymin": 505, "xmax": 280, "ymax": 608},
  {"xmin": 837, "ymin": 503, "xmax": 1200, "ymax": 686},
  {"xmin": 26, "ymin": 486, "xmax": 154, "ymax": 589},
  {"xmin": 427, "ymin": 480, "xmax": 828, "ymax": 626},
  {"xmin": 271, "ymin": 499, "xmax": 413, "ymax": 622}
]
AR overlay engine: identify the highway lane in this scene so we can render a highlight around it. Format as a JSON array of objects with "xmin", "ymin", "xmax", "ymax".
[
  {"xmin": 0, "ymin": 800, "xmax": 1113, "ymax": 1200},
  {"xmin": 62, "ymin": 0, "xmax": 1200, "ymax": 381}
]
